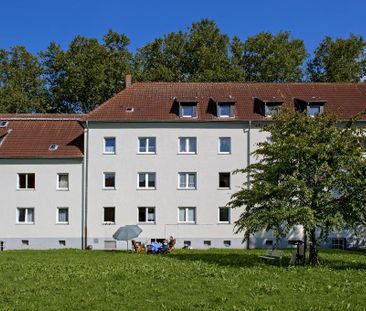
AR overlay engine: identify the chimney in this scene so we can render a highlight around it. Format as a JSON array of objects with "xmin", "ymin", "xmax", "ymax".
[{"xmin": 125, "ymin": 74, "xmax": 132, "ymax": 88}]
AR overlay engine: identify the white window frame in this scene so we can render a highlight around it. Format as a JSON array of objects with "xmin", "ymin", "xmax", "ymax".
[
  {"xmin": 137, "ymin": 207, "xmax": 156, "ymax": 224},
  {"xmin": 103, "ymin": 172, "xmax": 116, "ymax": 189},
  {"xmin": 57, "ymin": 173, "xmax": 69, "ymax": 190},
  {"xmin": 17, "ymin": 208, "xmax": 35, "ymax": 224},
  {"xmin": 218, "ymin": 207, "xmax": 231, "ymax": 224},
  {"xmin": 178, "ymin": 207, "xmax": 196, "ymax": 223},
  {"xmin": 103, "ymin": 137, "xmax": 116, "ymax": 154},
  {"xmin": 178, "ymin": 137, "xmax": 197, "ymax": 154},
  {"xmin": 179, "ymin": 104, "xmax": 197, "ymax": 118},
  {"xmin": 218, "ymin": 137, "xmax": 231, "ymax": 154},
  {"xmin": 138, "ymin": 137, "xmax": 156, "ymax": 154},
  {"xmin": 178, "ymin": 172, "xmax": 197, "ymax": 189},
  {"xmin": 103, "ymin": 207, "xmax": 116, "ymax": 224},
  {"xmin": 56, "ymin": 207, "xmax": 69, "ymax": 224},
  {"xmin": 17, "ymin": 173, "xmax": 35, "ymax": 190},
  {"xmin": 137, "ymin": 172, "xmax": 156, "ymax": 189},
  {"xmin": 308, "ymin": 105, "xmax": 322, "ymax": 117}
]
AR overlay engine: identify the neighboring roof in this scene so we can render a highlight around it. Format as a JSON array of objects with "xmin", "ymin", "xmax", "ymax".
[
  {"xmin": 87, "ymin": 82, "xmax": 366, "ymax": 121},
  {"xmin": 0, "ymin": 116, "xmax": 84, "ymax": 158}
]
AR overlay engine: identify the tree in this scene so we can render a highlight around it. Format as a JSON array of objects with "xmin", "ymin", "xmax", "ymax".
[
  {"xmin": 135, "ymin": 19, "xmax": 237, "ymax": 82},
  {"xmin": 0, "ymin": 46, "xmax": 48, "ymax": 113},
  {"xmin": 231, "ymin": 32, "xmax": 307, "ymax": 82},
  {"xmin": 307, "ymin": 34, "xmax": 366, "ymax": 82},
  {"xmin": 40, "ymin": 30, "xmax": 133, "ymax": 113},
  {"xmin": 228, "ymin": 110, "xmax": 366, "ymax": 264}
]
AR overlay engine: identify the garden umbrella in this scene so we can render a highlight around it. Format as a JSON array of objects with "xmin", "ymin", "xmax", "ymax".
[{"xmin": 113, "ymin": 225, "xmax": 143, "ymax": 250}]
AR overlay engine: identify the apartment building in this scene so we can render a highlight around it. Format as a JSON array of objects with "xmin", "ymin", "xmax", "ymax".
[{"xmin": 1, "ymin": 80, "xmax": 366, "ymax": 250}]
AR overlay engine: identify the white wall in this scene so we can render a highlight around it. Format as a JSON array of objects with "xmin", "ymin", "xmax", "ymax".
[{"xmin": 0, "ymin": 159, "xmax": 83, "ymax": 249}]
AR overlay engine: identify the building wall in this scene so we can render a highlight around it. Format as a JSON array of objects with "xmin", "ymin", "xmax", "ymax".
[
  {"xmin": 85, "ymin": 122, "xmax": 300, "ymax": 249},
  {"xmin": 0, "ymin": 158, "xmax": 83, "ymax": 250}
]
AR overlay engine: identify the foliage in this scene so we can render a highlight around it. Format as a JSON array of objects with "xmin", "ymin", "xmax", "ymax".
[
  {"xmin": 307, "ymin": 34, "xmax": 366, "ymax": 82},
  {"xmin": 0, "ymin": 249, "xmax": 365, "ymax": 310},
  {"xmin": 40, "ymin": 29, "xmax": 133, "ymax": 113},
  {"xmin": 228, "ymin": 110, "xmax": 366, "ymax": 264},
  {"xmin": 0, "ymin": 46, "xmax": 49, "ymax": 113},
  {"xmin": 231, "ymin": 32, "xmax": 307, "ymax": 82}
]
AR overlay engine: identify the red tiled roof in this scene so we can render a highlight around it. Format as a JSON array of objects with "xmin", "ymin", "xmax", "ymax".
[
  {"xmin": 0, "ymin": 118, "xmax": 84, "ymax": 158},
  {"xmin": 87, "ymin": 82, "xmax": 366, "ymax": 121}
]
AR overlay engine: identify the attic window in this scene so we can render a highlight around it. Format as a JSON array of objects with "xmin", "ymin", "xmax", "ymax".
[
  {"xmin": 126, "ymin": 107, "xmax": 134, "ymax": 112},
  {"xmin": 294, "ymin": 98, "xmax": 326, "ymax": 116},
  {"xmin": 217, "ymin": 103, "xmax": 235, "ymax": 118},
  {"xmin": 0, "ymin": 121, "xmax": 8, "ymax": 128},
  {"xmin": 264, "ymin": 103, "xmax": 282, "ymax": 117},
  {"xmin": 308, "ymin": 105, "xmax": 322, "ymax": 117},
  {"xmin": 254, "ymin": 98, "xmax": 283, "ymax": 117},
  {"xmin": 49, "ymin": 144, "xmax": 59, "ymax": 151},
  {"xmin": 179, "ymin": 102, "xmax": 197, "ymax": 118}
]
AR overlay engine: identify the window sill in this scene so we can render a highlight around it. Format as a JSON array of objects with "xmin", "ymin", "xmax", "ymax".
[
  {"xmin": 218, "ymin": 153, "xmax": 231, "ymax": 155},
  {"xmin": 177, "ymin": 222, "xmax": 196, "ymax": 225},
  {"xmin": 137, "ymin": 152, "xmax": 156, "ymax": 155},
  {"xmin": 102, "ymin": 187, "xmax": 116, "ymax": 190},
  {"xmin": 103, "ymin": 152, "xmax": 116, "ymax": 155},
  {"xmin": 56, "ymin": 222, "xmax": 69, "ymax": 225},
  {"xmin": 177, "ymin": 188, "xmax": 197, "ymax": 191},
  {"xmin": 177, "ymin": 152, "xmax": 197, "ymax": 155},
  {"xmin": 16, "ymin": 223, "xmax": 35, "ymax": 225},
  {"xmin": 218, "ymin": 187, "xmax": 231, "ymax": 190},
  {"xmin": 137, "ymin": 188, "xmax": 156, "ymax": 191},
  {"xmin": 217, "ymin": 222, "xmax": 231, "ymax": 225},
  {"xmin": 102, "ymin": 222, "xmax": 116, "ymax": 225},
  {"xmin": 56, "ymin": 188, "xmax": 69, "ymax": 191},
  {"xmin": 16, "ymin": 189, "xmax": 35, "ymax": 191},
  {"xmin": 137, "ymin": 222, "xmax": 156, "ymax": 225}
]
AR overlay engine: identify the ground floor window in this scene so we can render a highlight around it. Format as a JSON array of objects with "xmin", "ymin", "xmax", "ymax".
[
  {"xmin": 332, "ymin": 238, "xmax": 346, "ymax": 250},
  {"xmin": 138, "ymin": 207, "xmax": 156, "ymax": 223},
  {"xmin": 17, "ymin": 208, "xmax": 34, "ymax": 224},
  {"xmin": 104, "ymin": 207, "xmax": 115, "ymax": 224},
  {"xmin": 218, "ymin": 207, "xmax": 230, "ymax": 223},
  {"xmin": 57, "ymin": 208, "xmax": 69, "ymax": 224},
  {"xmin": 178, "ymin": 207, "xmax": 196, "ymax": 223}
]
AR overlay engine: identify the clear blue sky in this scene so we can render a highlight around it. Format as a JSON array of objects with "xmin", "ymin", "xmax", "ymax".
[{"xmin": 1, "ymin": 0, "xmax": 366, "ymax": 55}]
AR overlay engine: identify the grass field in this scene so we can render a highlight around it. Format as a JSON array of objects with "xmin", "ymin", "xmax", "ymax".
[{"xmin": 0, "ymin": 249, "xmax": 365, "ymax": 311}]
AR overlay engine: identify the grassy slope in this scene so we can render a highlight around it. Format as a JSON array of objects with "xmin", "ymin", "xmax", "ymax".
[{"xmin": 0, "ymin": 249, "xmax": 365, "ymax": 311}]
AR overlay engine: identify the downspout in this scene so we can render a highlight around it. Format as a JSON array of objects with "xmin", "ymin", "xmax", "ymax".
[
  {"xmin": 245, "ymin": 120, "xmax": 252, "ymax": 249},
  {"xmin": 82, "ymin": 120, "xmax": 89, "ymax": 249}
]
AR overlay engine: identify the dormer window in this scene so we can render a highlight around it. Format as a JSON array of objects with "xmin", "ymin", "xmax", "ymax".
[
  {"xmin": 264, "ymin": 103, "xmax": 282, "ymax": 117},
  {"xmin": 0, "ymin": 121, "xmax": 8, "ymax": 128},
  {"xmin": 179, "ymin": 102, "xmax": 197, "ymax": 118},
  {"xmin": 254, "ymin": 98, "xmax": 283, "ymax": 117},
  {"xmin": 49, "ymin": 144, "xmax": 59, "ymax": 151},
  {"xmin": 294, "ymin": 98, "xmax": 326, "ymax": 117},
  {"xmin": 217, "ymin": 103, "xmax": 235, "ymax": 118}
]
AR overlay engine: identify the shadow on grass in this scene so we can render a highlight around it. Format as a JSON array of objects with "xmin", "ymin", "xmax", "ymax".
[{"xmin": 168, "ymin": 250, "xmax": 288, "ymax": 268}]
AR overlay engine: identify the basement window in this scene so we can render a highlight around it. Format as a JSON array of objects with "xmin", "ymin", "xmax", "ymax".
[
  {"xmin": 223, "ymin": 240, "xmax": 231, "ymax": 247},
  {"xmin": 203, "ymin": 240, "xmax": 211, "ymax": 246},
  {"xmin": 59, "ymin": 240, "xmax": 66, "ymax": 247}
]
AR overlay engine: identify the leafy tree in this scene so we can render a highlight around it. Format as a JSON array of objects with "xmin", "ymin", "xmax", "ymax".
[
  {"xmin": 41, "ymin": 30, "xmax": 133, "ymax": 113},
  {"xmin": 307, "ymin": 34, "xmax": 366, "ymax": 82},
  {"xmin": 0, "ymin": 46, "xmax": 48, "ymax": 113},
  {"xmin": 228, "ymin": 110, "xmax": 366, "ymax": 264},
  {"xmin": 231, "ymin": 32, "xmax": 307, "ymax": 82}
]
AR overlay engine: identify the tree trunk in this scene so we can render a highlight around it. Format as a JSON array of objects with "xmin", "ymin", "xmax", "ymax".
[{"xmin": 308, "ymin": 228, "xmax": 320, "ymax": 265}]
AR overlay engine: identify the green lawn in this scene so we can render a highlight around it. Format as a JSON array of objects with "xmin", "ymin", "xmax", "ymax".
[{"xmin": 0, "ymin": 249, "xmax": 365, "ymax": 311}]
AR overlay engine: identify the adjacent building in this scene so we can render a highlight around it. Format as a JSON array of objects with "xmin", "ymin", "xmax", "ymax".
[{"xmin": 1, "ymin": 80, "xmax": 366, "ymax": 250}]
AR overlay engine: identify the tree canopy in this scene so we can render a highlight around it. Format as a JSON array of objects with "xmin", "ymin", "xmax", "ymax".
[
  {"xmin": 0, "ymin": 19, "xmax": 365, "ymax": 113},
  {"xmin": 228, "ymin": 110, "xmax": 366, "ymax": 264}
]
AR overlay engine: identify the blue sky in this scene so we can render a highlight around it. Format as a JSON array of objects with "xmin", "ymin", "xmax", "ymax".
[{"xmin": 1, "ymin": 0, "xmax": 366, "ymax": 55}]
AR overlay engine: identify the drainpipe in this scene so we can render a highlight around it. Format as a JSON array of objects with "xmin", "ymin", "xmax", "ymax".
[
  {"xmin": 82, "ymin": 120, "xmax": 89, "ymax": 249},
  {"xmin": 245, "ymin": 120, "xmax": 252, "ymax": 249}
]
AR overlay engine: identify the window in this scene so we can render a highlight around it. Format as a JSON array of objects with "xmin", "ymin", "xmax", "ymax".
[
  {"xmin": 18, "ymin": 173, "xmax": 35, "ymax": 189},
  {"xmin": 179, "ymin": 137, "xmax": 197, "ymax": 154},
  {"xmin": 21, "ymin": 240, "xmax": 29, "ymax": 246},
  {"xmin": 0, "ymin": 121, "xmax": 8, "ymax": 127},
  {"xmin": 138, "ymin": 137, "xmax": 156, "ymax": 153},
  {"xmin": 223, "ymin": 240, "xmax": 231, "ymax": 247},
  {"xmin": 219, "ymin": 173, "xmax": 231, "ymax": 188},
  {"xmin": 179, "ymin": 103, "xmax": 197, "ymax": 118},
  {"xmin": 184, "ymin": 241, "xmax": 191, "ymax": 247},
  {"xmin": 219, "ymin": 137, "xmax": 231, "ymax": 154},
  {"xmin": 265, "ymin": 240, "xmax": 273, "ymax": 246},
  {"xmin": 138, "ymin": 207, "xmax": 156, "ymax": 223},
  {"xmin": 138, "ymin": 173, "xmax": 156, "ymax": 189},
  {"xmin": 49, "ymin": 144, "xmax": 58, "ymax": 151},
  {"xmin": 265, "ymin": 103, "xmax": 281, "ymax": 116},
  {"xmin": 178, "ymin": 173, "xmax": 196, "ymax": 189},
  {"xmin": 103, "ymin": 172, "xmax": 115, "ymax": 189},
  {"xmin": 57, "ymin": 173, "xmax": 69, "ymax": 190},
  {"xmin": 218, "ymin": 103, "xmax": 234, "ymax": 117},
  {"xmin": 218, "ymin": 207, "xmax": 230, "ymax": 223},
  {"xmin": 17, "ymin": 208, "xmax": 34, "ymax": 224},
  {"xmin": 204, "ymin": 240, "xmax": 211, "ymax": 246},
  {"xmin": 308, "ymin": 105, "xmax": 322, "ymax": 117},
  {"xmin": 104, "ymin": 240, "xmax": 116, "ymax": 249},
  {"xmin": 59, "ymin": 240, "xmax": 66, "ymax": 247},
  {"xmin": 104, "ymin": 207, "xmax": 115, "ymax": 223},
  {"xmin": 332, "ymin": 238, "xmax": 346, "ymax": 250},
  {"xmin": 57, "ymin": 208, "xmax": 69, "ymax": 224},
  {"xmin": 104, "ymin": 137, "xmax": 116, "ymax": 154},
  {"xmin": 178, "ymin": 207, "xmax": 196, "ymax": 223}
]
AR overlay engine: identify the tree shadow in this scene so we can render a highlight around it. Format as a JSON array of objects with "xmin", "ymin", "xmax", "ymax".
[{"xmin": 168, "ymin": 250, "xmax": 287, "ymax": 268}]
